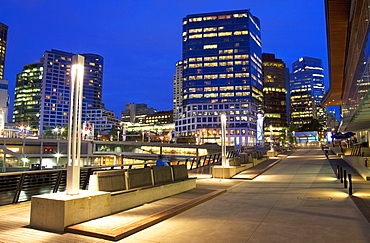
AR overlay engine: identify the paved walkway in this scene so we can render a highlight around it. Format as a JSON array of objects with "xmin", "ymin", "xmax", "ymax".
[{"xmin": 1, "ymin": 146, "xmax": 370, "ymax": 242}]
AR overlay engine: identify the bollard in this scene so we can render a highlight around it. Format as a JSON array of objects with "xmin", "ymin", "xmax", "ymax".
[
  {"xmin": 336, "ymin": 165, "xmax": 340, "ymax": 179},
  {"xmin": 348, "ymin": 174, "xmax": 353, "ymax": 195},
  {"xmin": 344, "ymin": 170, "xmax": 347, "ymax": 188},
  {"xmin": 340, "ymin": 167, "xmax": 343, "ymax": 183}
]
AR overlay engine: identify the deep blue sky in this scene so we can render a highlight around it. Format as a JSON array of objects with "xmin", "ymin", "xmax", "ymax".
[{"xmin": 1, "ymin": 0, "xmax": 329, "ymax": 118}]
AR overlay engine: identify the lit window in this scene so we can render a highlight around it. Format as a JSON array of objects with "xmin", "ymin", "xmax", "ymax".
[
  {"xmin": 189, "ymin": 28, "xmax": 202, "ymax": 33},
  {"xmin": 204, "ymin": 62, "xmax": 218, "ymax": 67},
  {"xmin": 204, "ymin": 56, "xmax": 218, "ymax": 61},
  {"xmin": 219, "ymin": 32, "xmax": 232, "ymax": 36},
  {"xmin": 220, "ymin": 92, "xmax": 234, "ymax": 97},
  {"xmin": 203, "ymin": 16, "xmax": 217, "ymax": 21},
  {"xmin": 189, "ymin": 34, "xmax": 202, "ymax": 39},
  {"xmin": 204, "ymin": 33, "xmax": 217, "ymax": 38},
  {"xmin": 204, "ymin": 44, "xmax": 217, "ymax": 49}
]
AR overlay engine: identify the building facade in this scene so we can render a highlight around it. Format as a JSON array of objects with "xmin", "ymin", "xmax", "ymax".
[
  {"xmin": 85, "ymin": 108, "xmax": 121, "ymax": 132},
  {"xmin": 13, "ymin": 63, "xmax": 43, "ymax": 130},
  {"xmin": 173, "ymin": 61, "xmax": 184, "ymax": 120},
  {"xmin": 262, "ymin": 53, "xmax": 287, "ymax": 142},
  {"xmin": 144, "ymin": 110, "xmax": 173, "ymax": 125},
  {"xmin": 290, "ymin": 57, "xmax": 325, "ymax": 127},
  {"xmin": 323, "ymin": 0, "xmax": 370, "ymax": 143},
  {"xmin": 0, "ymin": 79, "xmax": 9, "ymax": 135},
  {"xmin": 13, "ymin": 49, "xmax": 104, "ymax": 134},
  {"xmin": 0, "ymin": 23, "xmax": 8, "ymax": 80},
  {"xmin": 175, "ymin": 9, "xmax": 263, "ymax": 146},
  {"xmin": 121, "ymin": 103, "xmax": 156, "ymax": 124}
]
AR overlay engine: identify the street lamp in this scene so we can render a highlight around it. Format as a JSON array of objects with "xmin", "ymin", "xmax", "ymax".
[
  {"xmin": 66, "ymin": 55, "xmax": 85, "ymax": 195},
  {"xmin": 269, "ymin": 125, "xmax": 274, "ymax": 152},
  {"xmin": 220, "ymin": 113, "xmax": 227, "ymax": 167}
]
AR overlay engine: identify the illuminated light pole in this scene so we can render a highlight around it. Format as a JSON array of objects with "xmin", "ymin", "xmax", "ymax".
[
  {"xmin": 66, "ymin": 55, "xmax": 84, "ymax": 195},
  {"xmin": 269, "ymin": 125, "xmax": 274, "ymax": 152},
  {"xmin": 221, "ymin": 113, "xmax": 227, "ymax": 167}
]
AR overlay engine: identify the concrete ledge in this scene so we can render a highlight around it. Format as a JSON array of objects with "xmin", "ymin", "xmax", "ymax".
[
  {"xmin": 65, "ymin": 189, "xmax": 226, "ymax": 241},
  {"xmin": 111, "ymin": 178, "xmax": 196, "ymax": 213},
  {"xmin": 342, "ymin": 155, "xmax": 370, "ymax": 180},
  {"xmin": 30, "ymin": 190, "xmax": 111, "ymax": 232}
]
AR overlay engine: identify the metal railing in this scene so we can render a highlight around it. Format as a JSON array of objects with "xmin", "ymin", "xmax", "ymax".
[{"xmin": 0, "ymin": 150, "xmax": 242, "ymax": 205}]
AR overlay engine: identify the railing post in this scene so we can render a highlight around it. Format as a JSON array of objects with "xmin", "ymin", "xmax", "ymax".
[
  {"xmin": 82, "ymin": 168, "xmax": 93, "ymax": 190},
  {"xmin": 53, "ymin": 170, "xmax": 64, "ymax": 193},
  {"xmin": 190, "ymin": 157, "xmax": 196, "ymax": 170},
  {"xmin": 348, "ymin": 174, "xmax": 353, "ymax": 195},
  {"xmin": 344, "ymin": 170, "xmax": 347, "ymax": 188},
  {"xmin": 202, "ymin": 155, "xmax": 208, "ymax": 166},
  {"xmin": 12, "ymin": 174, "xmax": 26, "ymax": 204}
]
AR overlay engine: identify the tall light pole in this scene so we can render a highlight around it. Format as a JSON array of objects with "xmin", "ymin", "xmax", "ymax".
[
  {"xmin": 221, "ymin": 113, "xmax": 227, "ymax": 167},
  {"xmin": 66, "ymin": 55, "xmax": 84, "ymax": 195},
  {"xmin": 269, "ymin": 125, "xmax": 274, "ymax": 152}
]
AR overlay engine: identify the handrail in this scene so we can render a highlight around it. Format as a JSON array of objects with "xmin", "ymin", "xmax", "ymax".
[{"xmin": 0, "ymin": 150, "xmax": 244, "ymax": 205}]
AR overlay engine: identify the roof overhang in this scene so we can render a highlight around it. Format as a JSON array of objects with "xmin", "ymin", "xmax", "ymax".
[{"xmin": 322, "ymin": 0, "xmax": 351, "ymax": 107}]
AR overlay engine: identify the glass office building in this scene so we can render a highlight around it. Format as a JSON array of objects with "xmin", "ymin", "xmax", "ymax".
[
  {"xmin": 175, "ymin": 10, "xmax": 262, "ymax": 146},
  {"xmin": 13, "ymin": 49, "xmax": 104, "ymax": 134},
  {"xmin": 13, "ymin": 63, "xmax": 43, "ymax": 129},
  {"xmin": 290, "ymin": 57, "xmax": 324, "ymax": 126},
  {"xmin": 262, "ymin": 53, "xmax": 287, "ymax": 141}
]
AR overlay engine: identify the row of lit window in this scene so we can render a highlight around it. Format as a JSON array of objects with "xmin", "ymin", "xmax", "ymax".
[
  {"xmin": 184, "ymin": 13, "xmax": 247, "ymax": 24},
  {"xmin": 188, "ymin": 85, "xmax": 250, "ymax": 92},
  {"xmin": 187, "ymin": 31, "xmax": 248, "ymax": 40},
  {"xmin": 187, "ymin": 73, "xmax": 249, "ymax": 80},
  {"xmin": 189, "ymin": 112, "xmax": 250, "ymax": 118},
  {"xmin": 188, "ymin": 61, "xmax": 249, "ymax": 68},
  {"xmin": 189, "ymin": 55, "xmax": 249, "ymax": 63},
  {"xmin": 186, "ymin": 92, "xmax": 251, "ymax": 99}
]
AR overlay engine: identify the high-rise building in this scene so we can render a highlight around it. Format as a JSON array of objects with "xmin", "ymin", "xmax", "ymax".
[
  {"xmin": 175, "ymin": 10, "xmax": 263, "ymax": 146},
  {"xmin": 262, "ymin": 53, "xmax": 287, "ymax": 141},
  {"xmin": 173, "ymin": 61, "xmax": 184, "ymax": 120},
  {"xmin": 13, "ymin": 49, "xmax": 104, "ymax": 134},
  {"xmin": 13, "ymin": 63, "xmax": 43, "ymax": 129},
  {"xmin": 0, "ymin": 23, "xmax": 8, "ymax": 80},
  {"xmin": 290, "ymin": 57, "xmax": 324, "ymax": 127}
]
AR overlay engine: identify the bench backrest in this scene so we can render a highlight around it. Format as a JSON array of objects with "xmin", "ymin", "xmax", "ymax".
[
  {"xmin": 93, "ymin": 170, "xmax": 126, "ymax": 192},
  {"xmin": 126, "ymin": 167, "xmax": 153, "ymax": 189},
  {"xmin": 152, "ymin": 166, "xmax": 173, "ymax": 184},
  {"xmin": 89, "ymin": 165, "xmax": 190, "ymax": 192},
  {"xmin": 172, "ymin": 164, "xmax": 188, "ymax": 181}
]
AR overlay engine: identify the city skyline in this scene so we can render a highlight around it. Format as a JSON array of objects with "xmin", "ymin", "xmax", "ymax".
[{"xmin": 1, "ymin": 0, "xmax": 328, "ymax": 118}]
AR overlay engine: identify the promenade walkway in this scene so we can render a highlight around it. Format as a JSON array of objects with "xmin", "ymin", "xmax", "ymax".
[{"xmin": 1, "ymin": 146, "xmax": 370, "ymax": 242}]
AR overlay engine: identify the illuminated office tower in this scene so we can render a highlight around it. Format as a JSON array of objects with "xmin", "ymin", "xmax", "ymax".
[
  {"xmin": 290, "ymin": 57, "xmax": 324, "ymax": 126},
  {"xmin": 173, "ymin": 60, "xmax": 184, "ymax": 120},
  {"xmin": 175, "ymin": 10, "xmax": 262, "ymax": 146},
  {"xmin": 13, "ymin": 49, "xmax": 104, "ymax": 134},
  {"xmin": 0, "ymin": 23, "xmax": 8, "ymax": 80},
  {"xmin": 262, "ymin": 53, "xmax": 287, "ymax": 142},
  {"xmin": 13, "ymin": 63, "xmax": 43, "ymax": 129}
]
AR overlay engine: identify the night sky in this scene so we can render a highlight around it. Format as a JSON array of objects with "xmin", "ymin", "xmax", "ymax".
[{"xmin": 1, "ymin": 0, "xmax": 329, "ymax": 119}]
